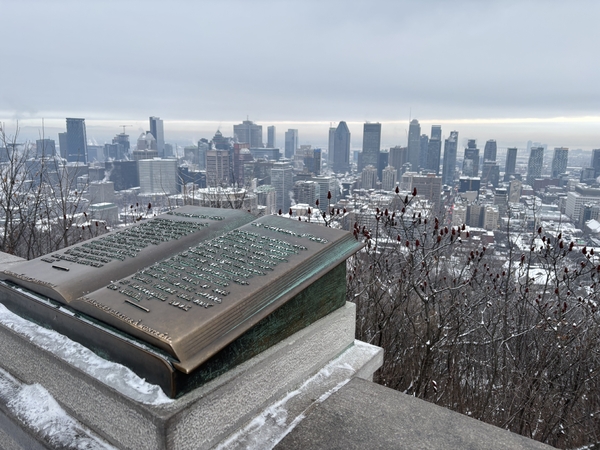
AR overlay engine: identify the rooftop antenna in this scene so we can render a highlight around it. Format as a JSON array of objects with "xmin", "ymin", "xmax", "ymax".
[{"xmin": 120, "ymin": 125, "xmax": 130, "ymax": 134}]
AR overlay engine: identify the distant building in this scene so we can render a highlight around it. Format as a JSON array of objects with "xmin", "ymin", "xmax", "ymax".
[
  {"xmin": 508, "ymin": 179, "xmax": 522, "ymax": 203},
  {"xmin": 360, "ymin": 123, "xmax": 381, "ymax": 172},
  {"xmin": 463, "ymin": 142, "xmax": 480, "ymax": 177},
  {"xmin": 149, "ymin": 117, "xmax": 165, "ymax": 157},
  {"xmin": 35, "ymin": 139, "xmax": 56, "ymax": 158},
  {"xmin": 361, "ymin": 165, "xmax": 377, "ymax": 190},
  {"xmin": 483, "ymin": 140, "xmax": 497, "ymax": 162},
  {"xmin": 234, "ymin": 120, "xmax": 263, "ymax": 148},
  {"xmin": 459, "ymin": 177, "xmax": 481, "ymax": 193},
  {"xmin": 206, "ymin": 149, "xmax": 231, "ymax": 187},
  {"xmin": 407, "ymin": 119, "xmax": 421, "ymax": 172},
  {"xmin": 419, "ymin": 134, "xmax": 429, "ymax": 172},
  {"xmin": 294, "ymin": 180, "xmax": 320, "ymax": 206},
  {"xmin": 327, "ymin": 126, "xmax": 336, "ymax": 166},
  {"xmin": 389, "ymin": 146, "xmax": 408, "ymax": 179},
  {"xmin": 311, "ymin": 175, "xmax": 337, "ymax": 209},
  {"xmin": 65, "ymin": 118, "xmax": 88, "ymax": 163},
  {"xmin": 481, "ymin": 161, "xmax": 500, "ymax": 187},
  {"xmin": 504, "ymin": 147, "xmax": 518, "ymax": 181},
  {"xmin": 381, "ymin": 166, "xmax": 397, "ymax": 191},
  {"xmin": 267, "ymin": 126, "xmax": 276, "ymax": 148},
  {"xmin": 426, "ymin": 125, "xmax": 442, "ymax": 175},
  {"xmin": 332, "ymin": 121, "xmax": 351, "ymax": 174},
  {"xmin": 284, "ymin": 129, "xmax": 298, "ymax": 159},
  {"xmin": 566, "ymin": 185, "xmax": 600, "ymax": 222},
  {"xmin": 271, "ymin": 162, "xmax": 294, "ymax": 213},
  {"xmin": 591, "ymin": 149, "xmax": 600, "ymax": 178},
  {"xmin": 527, "ymin": 146, "xmax": 544, "ymax": 185},
  {"xmin": 401, "ymin": 172, "xmax": 442, "ymax": 207},
  {"xmin": 138, "ymin": 158, "xmax": 177, "ymax": 195},
  {"xmin": 483, "ymin": 205, "xmax": 499, "ymax": 230},
  {"xmin": 551, "ymin": 147, "xmax": 569, "ymax": 178},
  {"xmin": 442, "ymin": 131, "xmax": 458, "ymax": 185}
]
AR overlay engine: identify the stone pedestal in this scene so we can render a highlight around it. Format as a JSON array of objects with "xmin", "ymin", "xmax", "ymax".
[{"xmin": 0, "ymin": 301, "xmax": 382, "ymax": 449}]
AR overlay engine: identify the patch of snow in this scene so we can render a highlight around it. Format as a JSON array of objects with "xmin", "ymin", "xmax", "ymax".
[
  {"xmin": 0, "ymin": 304, "xmax": 172, "ymax": 406},
  {"xmin": 0, "ymin": 367, "xmax": 116, "ymax": 449}
]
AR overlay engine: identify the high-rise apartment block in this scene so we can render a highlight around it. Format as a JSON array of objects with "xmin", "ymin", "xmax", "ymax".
[
  {"xmin": 138, "ymin": 158, "xmax": 177, "ymax": 195},
  {"xmin": 361, "ymin": 165, "xmax": 377, "ymax": 190},
  {"xmin": 234, "ymin": 120, "xmax": 263, "ymax": 148},
  {"xmin": 206, "ymin": 149, "xmax": 231, "ymax": 187},
  {"xmin": 527, "ymin": 146, "xmax": 544, "ymax": 185},
  {"xmin": 381, "ymin": 166, "xmax": 397, "ymax": 191},
  {"xmin": 65, "ymin": 118, "xmax": 88, "ymax": 163},
  {"xmin": 284, "ymin": 129, "xmax": 298, "ymax": 159},
  {"xmin": 407, "ymin": 119, "xmax": 421, "ymax": 172},
  {"xmin": 551, "ymin": 147, "xmax": 569, "ymax": 178},
  {"xmin": 328, "ymin": 126, "xmax": 336, "ymax": 166},
  {"xmin": 149, "ymin": 117, "xmax": 165, "ymax": 158},
  {"xmin": 504, "ymin": 147, "xmax": 518, "ymax": 181},
  {"xmin": 419, "ymin": 134, "xmax": 429, "ymax": 172},
  {"xmin": 267, "ymin": 126, "xmax": 276, "ymax": 148},
  {"xmin": 360, "ymin": 122, "xmax": 381, "ymax": 173},
  {"xmin": 442, "ymin": 131, "xmax": 458, "ymax": 185},
  {"xmin": 332, "ymin": 121, "xmax": 351, "ymax": 174},
  {"xmin": 271, "ymin": 162, "xmax": 293, "ymax": 213}
]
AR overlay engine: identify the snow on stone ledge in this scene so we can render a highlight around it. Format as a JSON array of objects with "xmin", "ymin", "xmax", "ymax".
[{"xmin": 0, "ymin": 303, "xmax": 172, "ymax": 406}]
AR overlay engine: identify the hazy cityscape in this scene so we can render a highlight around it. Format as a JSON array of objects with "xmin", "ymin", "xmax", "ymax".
[{"xmin": 1, "ymin": 1, "xmax": 599, "ymax": 447}]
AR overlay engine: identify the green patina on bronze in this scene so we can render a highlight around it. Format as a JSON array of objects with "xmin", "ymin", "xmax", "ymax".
[{"xmin": 173, "ymin": 261, "xmax": 347, "ymax": 397}]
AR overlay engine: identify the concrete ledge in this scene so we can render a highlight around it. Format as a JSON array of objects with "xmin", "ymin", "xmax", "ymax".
[
  {"xmin": 276, "ymin": 378, "xmax": 555, "ymax": 450},
  {"xmin": 0, "ymin": 302, "xmax": 368, "ymax": 449}
]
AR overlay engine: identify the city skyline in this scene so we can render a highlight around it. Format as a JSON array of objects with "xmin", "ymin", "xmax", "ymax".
[{"xmin": 1, "ymin": 0, "xmax": 598, "ymax": 149}]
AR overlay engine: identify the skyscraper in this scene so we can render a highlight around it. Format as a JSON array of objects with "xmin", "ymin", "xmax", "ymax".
[
  {"xmin": 419, "ymin": 134, "xmax": 429, "ymax": 172},
  {"xmin": 360, "ymin": 122, "xmax": 381, "ymax": 173},
  {"xmin": 462, "ymin": 140, "xmax": 479, "ymax": 177},
  {"xmin": 407, "ymin": 119, "xmax": 421, "ymax": 172},
  {"xmin": 206, "ymin": 149, "xmax": 231, "ymax": 187},
  {"xmin": 527, "ymin": 147, "xmax": 544, "ymax": 185},
  {"xmin": 138, "ymin": 158, "xmax": 178, "ymax": 195},
  {"xmin": 389, "ymin": 146, "xmax": 408, "ymax": 179},
  {"xmin": 267, "ymin": 126, "xmax": 276, "ymax": 148},
  {"xmin": 284, "ymin": 129, "xmax": 298, "ymax": 159},
  {"xmin": 328, "ymin": 126, "xmax": 336, "ymax": 166},
  {"xmin": 592, "ymin": 149, "xmax": 600, "ymax": 178},
  {"xmin": 426, "ymin": 125, "xmax": 442, "ymax": 174},
  {"xmin": 234, "ymin": 120, "xmax": 263, "ymax": 148},
  {"xmin": 332, "ymin": 121, "xmax": 351, "ymax": 174},
  {"xmin": 271, "ymin": 161, "xmax": 293, "ymax": 212},
  {"xmin": 149, "ymin": 117, "xmax": 165, "ymax": 158},
  {"xmin": 483, "ymin": 140, "xmax": 497, "ymax": 162},
  {"xmin": 442, "ymin": 131, "xmax": 458, "ymax": 185},
  {"xmin": 65, "ymin": 118, "xmax": 88, "ymax": 163},
  {"xmin": 551, "ymin": 147, "xmax": 569, "ymax": 178},
  {"xmin": 504, "ymin": 147, "xmax": 518, "ymax": 181}
]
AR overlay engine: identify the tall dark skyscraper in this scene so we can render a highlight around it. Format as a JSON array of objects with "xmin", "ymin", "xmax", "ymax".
[
  {"xmin": 267, "ymin": 126, "xmax": 276, "ymax": 148},
  {"xmin": 284, "ymin": 129, "xmax": 298, "ymax": 159},
  {"xmin": 327, "ymin": 126, "xmax": 336, "ymax": 166},
  {"xmin": 407, "ymin": 119, "xmax": 421, "ymax": 172},
  {"xmin": 483, "ymin": 140, "xmax": 497, "ymax": 162},
  {"xmin": 360, "ymin": 122, "xmax": 381, "ymax": 173},
  {"xmin": 332, "ymin": 121, "xmax": 351, "ymax": 174},
  {"xmin": 527, "ymin": 146, "xmax": 544, "ymax": 184},
  {"xmin": 442, "ymin": 131, "xmax": 458, "ymax": 185},
  {"xmin": 419, "ymin": 134, "xmax": 429, "ymax": 172},
  {"xmin": 149, "ymin": 117, "xmax": 165, "ymax": 157},
  {"xmin": 65, "ymin": 118, "xmax": 88, "ymax": 163},
  {"xmin": 462, "ymin": 140, "xmax": 479, "ymax": 177},
  {"xmin": 426, "ymin": 125, "xmax": 442, "ymax": 174},
  {"xmin": 504, "ymin": 147, "xmax": 518, "ymax": 181},
  {"xmin": 389, "ymin": 146, "xmax": 408, "ymax": 179},
  {"xmin": 551, "ymin": 147, "xmax": 568, "ymax": 178},
  {"xmin": 591, "ymin": 149, "xmax": 600, "ymax": 178}
]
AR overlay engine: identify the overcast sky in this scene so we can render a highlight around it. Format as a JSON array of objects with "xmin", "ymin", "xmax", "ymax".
[{"xmin": 1, "ymin": 0, "xmax": 598, "ymax": 150}]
